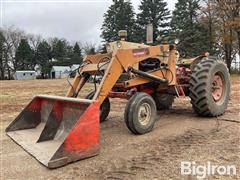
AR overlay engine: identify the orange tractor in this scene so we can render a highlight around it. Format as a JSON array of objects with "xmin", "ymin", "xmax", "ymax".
[{"xmin": 6, "ymin": 31, "xmax": 230, "ymax": 168}]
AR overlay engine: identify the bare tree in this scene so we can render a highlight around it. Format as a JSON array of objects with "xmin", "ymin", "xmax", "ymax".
[
  {"xmin": 230, "ymin": 0, "xmax": 240, "ymax": 54},
  {"xmin": 28, "ymin": 34, "xmax": 42, "ymax": 50},
  {"xmin": 0, "ymin": 29, "xmax": 5, "ymax": 79},
  {"xmin": 1, "ymin": 26, "xmax": 26, "ymax": 79},
  {"xmin": 201, "ymin": 0, "xmax": 218, "ymax": 53},
  {"xmin": 80, "ymin": 42, "xmax": 96, "ymax": 55},
  {"xmin": 201, "ymin": 0, "xmax": 239, "ymax": 71},
  {"xmin": 214, "ymin": 0, "xmax": 239, "ymax": 71},
  {"xmin": 5, "ymin": 27, "xmax": 25, "ymax": 70}
]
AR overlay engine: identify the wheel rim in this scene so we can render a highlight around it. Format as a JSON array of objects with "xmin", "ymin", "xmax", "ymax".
[
  {"xmin": 138, "ymin": 103, "xmax": 151, "ymax": 126},
  {"xmin": 212, "ymin": 72, "xmax": 224, "ymax": 102}
]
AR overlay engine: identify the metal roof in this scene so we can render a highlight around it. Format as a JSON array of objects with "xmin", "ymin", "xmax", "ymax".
[
  {"xmin": 51, "ymin": 66, "xmax": 71, "ymax": 72},
  {"xmin": 15, "ymin": 71, "xmax": 36, "ymax": 73},
  {"xmin": 71, "ymin": 64, "xmax": 80, "ymax": 71}
]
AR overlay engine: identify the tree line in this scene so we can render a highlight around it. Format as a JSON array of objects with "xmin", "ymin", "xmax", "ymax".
[
  {"xmin": 0, "ymin": 27, "xmax": 98, "ymax": 79},
  {"xmin": 0, "ymin": 0, "xmax": 239, "ymax": 80},
  {"xmin": 101, "ymin": 0, "xmax": 239, "ymax": 71}
]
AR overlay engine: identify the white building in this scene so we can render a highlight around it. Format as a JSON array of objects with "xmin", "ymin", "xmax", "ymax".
[
  {"xmin": 13, "ymin": 71, "xmax": 36, "ymax": 80},
  {"xmin": 50, "ymin": 66, "xmax": 71, "ymax": 79},
  {"xmin": 71, "ymin": 64, "xmax": 80, "ymax": 71}
]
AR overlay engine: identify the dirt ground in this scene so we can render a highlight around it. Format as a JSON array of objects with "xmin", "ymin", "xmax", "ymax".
[{"xmin": 0, "ymin": 76, "xmax": 239, "ymax": 180}]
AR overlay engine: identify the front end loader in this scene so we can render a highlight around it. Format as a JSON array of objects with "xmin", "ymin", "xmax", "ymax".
[{"xmin": 6, "ymin": 31, "xmax": 230, "ymax": 168}]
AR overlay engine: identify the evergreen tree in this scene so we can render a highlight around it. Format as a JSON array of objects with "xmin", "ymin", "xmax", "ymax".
[
  {"xmin": 135, "ymin": 0, "xmax": 170, "ymax": 43},
  {"xmin": 88, "ymin": 47, "xmax": 96, "ymax": 55},
  {"xmin": 101, "ymin": 0, "xmax": 136, "ymax": 42},
  {"xmin": 171, "ymin": 0, "xmax": 209, "ymax": 57},
  {"xmin": 51, "ymin": 38, "xmax": 74, "ymax": 65},
  {"xmin": 71, "ymin": 42, "xmax": 83, "ymax": 64},
  {"xmin": 15, "ymin": 39, "xmax": 34, "ymax": 70},
  {"xmin": 51, "ymin": 38, "xmax": 68, "ymax": 60},
  {"xmin": 35, "ymin": 40, "xmax": 52, "ymax": 77}
]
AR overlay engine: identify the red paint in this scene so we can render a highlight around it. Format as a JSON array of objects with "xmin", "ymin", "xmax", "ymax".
[
  {"xmin": 132, "ymin": 48, "xmax": 150, "ymax": 57},
  {"xmin": 52, "ymin": 102, "xmax": 63, "ymax": 123},
  {"xmin": 176, "ymin": 66, "xmax": 192, "ymax": 95},
  {"xmin": 176, "ymin": 66, "xmax": 191, "ymax": 85},
  {"xmin": 141, "ymin": 87, "xmax": 155, "ymax": 95},
  {"xmin": 108, "ymin": 91, "xmax": 129, "ymax": 99},
  {"xmin": 28, "ymin": 98, "xmax": 41, "ymax": 110},
  {"xmin": 177, "ymin": 85, "xmax": 185, "ymax": 96},
  {"xmin": 63, "ymin": 101, "xmax": 100, "ymax": 152},
  {"xmin": 212, "ymin": 74, "xmax": 224, "ymax": 101}
]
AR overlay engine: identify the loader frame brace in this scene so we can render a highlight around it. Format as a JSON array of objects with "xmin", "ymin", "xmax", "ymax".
[{"xmin": 66, "ymin": 44, "xmax": 177, "ymax": 104}]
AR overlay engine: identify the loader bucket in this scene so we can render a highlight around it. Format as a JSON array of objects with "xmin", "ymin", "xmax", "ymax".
[{"xmin": 5, "ymin": 95, "xmax": 100, "ymax": 168}]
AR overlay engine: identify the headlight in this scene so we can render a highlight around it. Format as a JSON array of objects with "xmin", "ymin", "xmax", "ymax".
[
  {"xmin": 174, "ymin": 39, "xmax": 180, "ymax": 44},
  {"xmin": 116, "ymin": 41, "xmax": 122, "ymax": 49}
]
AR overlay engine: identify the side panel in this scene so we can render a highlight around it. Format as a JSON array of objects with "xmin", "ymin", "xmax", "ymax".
[{"xmin": 48, "ymin": 101, "xmax": 100, "ymax": 168}]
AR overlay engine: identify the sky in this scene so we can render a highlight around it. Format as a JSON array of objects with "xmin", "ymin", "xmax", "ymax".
[{"xmin": 1, "ymin": 0, "xmax": 177, "ymax": 44}]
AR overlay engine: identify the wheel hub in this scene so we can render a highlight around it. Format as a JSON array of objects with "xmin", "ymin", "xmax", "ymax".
[
  {"xmin": 138, "ymin": 103, "xmax": 151, "ymax": 126},
  {"xmin": 212, "ymin": 73, "xmax": 224, "ymax": 102}
]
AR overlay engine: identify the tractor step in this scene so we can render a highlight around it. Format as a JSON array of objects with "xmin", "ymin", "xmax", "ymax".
[{"xmin": 6, "ymin": 95, "xmax": 100, "ymax": 168}]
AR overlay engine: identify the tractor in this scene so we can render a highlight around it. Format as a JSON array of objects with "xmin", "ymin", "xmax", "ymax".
[{"xmin": 6, "ymin": 30, "xmax": 230, "ymax": 168}]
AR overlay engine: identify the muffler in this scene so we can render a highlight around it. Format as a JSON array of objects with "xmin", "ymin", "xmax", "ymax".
[{"xmin": 6, "ymin": 95, "xmax": 100, "ymax": 168}]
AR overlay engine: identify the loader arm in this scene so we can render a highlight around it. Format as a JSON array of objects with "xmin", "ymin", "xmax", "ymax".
[
  {"xmin": 6, "ymin": 40, "xmax": 178, "ymax": 169},
  {"xmin": 66, "ymin": 53, "xmax": 110, "ymax": 97},
  {"xmin": 6, "ymin": 30, "xmax": 229, "ymax": 169},
  {"xmin": 66, "ymin": 44, "xmax": 177, "ymax": 105}
]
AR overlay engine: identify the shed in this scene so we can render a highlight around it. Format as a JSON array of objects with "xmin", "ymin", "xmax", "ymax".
[
  {"xmin": 13, "ymin": 71, "xmax": 36, "ymax": 80},
  {"xmin": 50, "ymin": 66, "xmax": 71, "ymax": 79},
  {"xmin": 71, "ymin": 64, "xmax": 80, "ymax": 71}
]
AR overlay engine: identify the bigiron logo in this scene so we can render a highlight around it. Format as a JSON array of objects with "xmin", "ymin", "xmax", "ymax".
[{"xmin": 181, "ymin": 161, "xmax": 236, "ymax": 179}]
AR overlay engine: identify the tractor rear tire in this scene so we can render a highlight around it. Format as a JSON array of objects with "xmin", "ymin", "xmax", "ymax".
[
  {"xmin": 124, "ymin": 92, "xmax": 157, "ymax": 135},
  {"xmin": 85, "ymin": 91, "xmax": 110, "ymax": 122},
  {"xmin": 152, "ymin": 93, "xmax": 174, "ymax": 110},
  {"xmin": 189, "ymin": 58, "xmax": 230, "ymax": 116}
]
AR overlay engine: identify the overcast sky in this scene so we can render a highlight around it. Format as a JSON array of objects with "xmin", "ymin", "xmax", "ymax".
[{"xmin": 1, "ymin": 0, "xmax": 177, "ymax": 44}]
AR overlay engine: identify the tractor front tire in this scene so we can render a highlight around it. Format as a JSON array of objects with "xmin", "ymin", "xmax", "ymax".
[
  {"xmin": 124, "ymin": 92, "xmax": 157, "ymax": 135},
  {"xmin": 152, "ymin": 93, "xmax": 174, "ymax": 110},
  {"xmin": 189, "ymin": 58, "xmax": 230, "ymax": 116},
  {"xmin": 85, "ymin": 91, "xmax": 110, "ymax": 122}
]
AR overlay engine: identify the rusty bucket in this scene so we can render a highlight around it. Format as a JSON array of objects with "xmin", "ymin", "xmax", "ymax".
[{"xmin": 6, "ymin": 95, "xmax": 100, "ymax": 168}]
